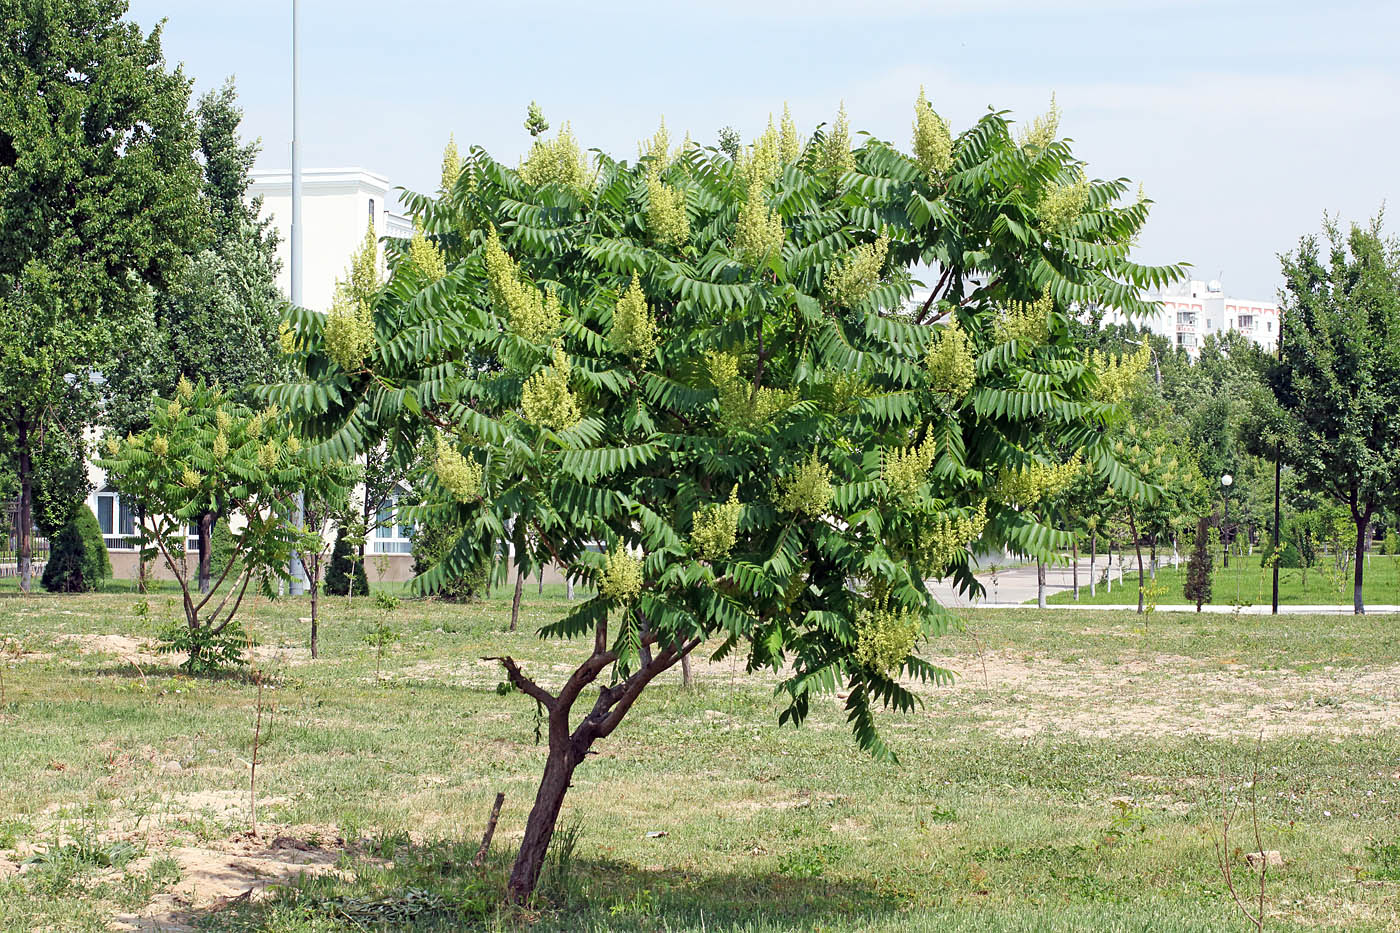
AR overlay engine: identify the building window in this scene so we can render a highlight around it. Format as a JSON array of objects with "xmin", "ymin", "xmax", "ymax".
[
  {"xmin": 372, "ymin": 489, "xmax": 413, "ymax": 554},
  {"xmin": 1238, "ymin": 315, "xmax": 1254, "ymax": 331},
  {"xmin": 1267, "ymin": 321, "xmax": 1273, "ymax": 332},
  {"xmin": 96, "ymin": 488, "xmax": 136, "ymax": 550},
  {"xmin": 1205, "ymin": 319, "xmax": 1213, "ymax": 330},
  {"xmin": 368, "ymin": 198, "xmax": 376, "ymax": 231}
]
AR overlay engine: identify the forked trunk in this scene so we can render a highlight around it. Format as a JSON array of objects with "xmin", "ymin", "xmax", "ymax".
[{"xmin": 17, "ymin": 419, "xmax": 33, "ymax": 595}]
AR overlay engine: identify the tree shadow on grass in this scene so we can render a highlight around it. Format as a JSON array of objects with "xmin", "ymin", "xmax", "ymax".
[{"xmin": 190, "ymin": 837, "xmax": 909, "ymax": 932}]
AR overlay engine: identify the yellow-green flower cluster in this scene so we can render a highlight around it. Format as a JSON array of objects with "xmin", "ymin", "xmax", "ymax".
[
  {"xmin": 706, "ymin": 350, "xmax": 794, "ymax": 431},
  {"xmin": 778, "ymin": 451, "xmax": 834, "ymax": 518},
  {"xmin": 912, "ymin": 87, "xmax": 953, "ymax": 180},
  {"xmin": 609, "ymin": 273, "xmax": 658, "ymax": 359},
  {"xmin": 914, "ymin": 500, "xmax": 988, "ymax": 578},
  {"xmin": 993, "ymin": 289, "xmax": 1053, "ymax": 345},
  {"xmin": 520, "ymin": 345, "xmax": 581, "ymax": 431},
  {"xmin": 854, "ymin": 595, "xmax": 919, "ymax": 675},
  {"xmin": 104, "ymin": 436, "xmax": 120, "ymax": 457},
  {"xmin": 823, "ymin": 234, "xmax": 889, "ymax": 308},
  {"xmin": 692, "ymin": 489, "xmax": 743, "ymax": 560},
  {"xmin": 1018, "ymin": 93, "xmax": 1061, "ymax": 150},
  {"xmin": 286, "ymin": 435, "xmax": 301, "ymax": 455},
  {"xmin": 600, "ymin": 545, "xmax": 644, "ymax": 602},
  {"xmin": 1038, "ymin": 168, "xmax": 1090, "ymax": 233},
  {"xmin": 994, "ymin": 452, "xmax": 1083, "ymax": 508},
  {"xmin": 257, "ymin": 441, "xmax": 280, "ymax": 471},
  {"xmin": 180, "ymin": 468, "xmax": 201, "ymax": 488},
  {"xmin": 639, "ymin": 117, "xmax": 673, "ymax": 169},
  {"xmin": 779, "ymin": 104, "xmax": 801, "ymax": 164},
  {"xmin": 1089, "ymin": 343, "xmax": 1150, "ymax": 404},
  {"xmin": 246, "ymin": 411, "xmax": 266, "ymax": 439},
  {"xmin": 402, "ymin": 221, "xmax": 447, "ymax": 283},
  {"xmin": 440, "ymin": 134, "xmax": 461, "ymax": 196},
  {"xmin": 925, "ymin": 320, "xmax": 976, "ymax": 400},
  {"xmin": 323, "ymin": 294, "xmax": 375, "ymax": 371},
  {"xmin": 884, "ymin": 437, "xmax": 937, "ymax": 499},
  {"xmin": 819, "ymin": 102, "xmax": 856, "ymax": 176},
  {"xmin": 176, "ymin": 376, "xmax": 194, "ymax": 401},
  {"xmin": 521, "ymin": 123, "xmax": 590, "ymax": 191},
  {"xmin": 485, "ymin": 229, "xmax": 560, "ymax": 344},
  {"xmin": 278, "ymin": 321, "xmax": 300, "ymax": 356},
  {"xmin": 646, "ymin": 172, "xmax": 689, "ymax": 249},
  {"xmin": 151, "ymin": 435, "xmax": 170, "ymax": 458},
  {"xmin": 215, "ymin": 409, "xmax": 232, "ymax": 434},
  {"xmin": 434, "ymin": 434, "xmax": 483, "ymax": 503},
  {"xmin": 737, "ymin": 118, "xmax": 782, "ymax": 190},
  {"xmin": 734, "ymin": 182, "xmax": 784, "ymax": 268},
  {"xmin": 166, "ymin": 401, "xmax": 181, "ymax": 419},
  {"xmin": 212, "ymin": 433, "xmax": 229, "ymax": 459}
]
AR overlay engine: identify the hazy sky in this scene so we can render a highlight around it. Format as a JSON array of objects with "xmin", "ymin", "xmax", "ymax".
[{"xmin": 126, "ymin": 0, "xmax": 1398, "ymax": 300}]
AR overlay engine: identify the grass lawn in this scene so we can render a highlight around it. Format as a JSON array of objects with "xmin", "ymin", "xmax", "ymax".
[
  {"xmin": 1045, "ymin": 553, "xmax": 1400, "ymax": 607},
  {"xmin": 1, "ymin": 587, "xmax": 1398, "ymax": 931}
]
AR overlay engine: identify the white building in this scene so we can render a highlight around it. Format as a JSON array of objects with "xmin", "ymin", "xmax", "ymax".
[
  {"xmin": 249, "ymin": 167, "xmax": 413, "ymax": 312},
  {"xmin": 1104, "ymin": 279, "xmax": 1279, "ymax": 358},
  {"xmin": 91, "ymin": 167, "xmax": 419, "ymax": 581}
]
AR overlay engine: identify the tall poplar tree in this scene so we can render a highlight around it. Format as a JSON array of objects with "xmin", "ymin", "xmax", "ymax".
[{"xmin": 0, "ymin": 0, "xmax": 203, "ymax": 592}]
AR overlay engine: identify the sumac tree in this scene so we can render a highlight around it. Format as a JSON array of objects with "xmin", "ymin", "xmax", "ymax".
[{"xmin": 273, "ymin": 97, "xmax": 1178, "ymax": 902}]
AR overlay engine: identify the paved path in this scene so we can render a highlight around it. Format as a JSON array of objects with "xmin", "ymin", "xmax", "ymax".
[{"xmin": 928, "ymin": 559, "xmax": 1400, "ymax": 614}]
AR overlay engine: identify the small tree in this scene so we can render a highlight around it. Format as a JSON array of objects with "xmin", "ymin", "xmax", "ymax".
[
  {"xmin": 41, "ymin": 506, "xmax": 111, "ymax": 593},
  {"xmin": 325, "ymin": 527, "xmax": 369, "ymax": 597},
  {"xmin": 100, "ymin": 379, "xmax": 317, "ymax": 672},
  {"xmin": 275, "ymin": 97, "xmax": 1178, "ymax": 903},
  {"xmin": 1184, "ymin": 515, "xmax": 1214, "ymax": 611}
]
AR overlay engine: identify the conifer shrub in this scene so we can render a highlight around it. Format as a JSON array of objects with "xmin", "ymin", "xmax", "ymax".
[
  {"xmin": 325, "ymin": 528, "xmax": 369, "ymax": 596},
  {"xmin": 1183, "ymin": 515, "xmax": 1213, "ymax": 611},
  {"xmin": 412, "ymin": 518, "xmax": 490, "ymax": 601},
  {"xmin": 41, "ymin": 506, "xmax": 110, "ymax": 593}
]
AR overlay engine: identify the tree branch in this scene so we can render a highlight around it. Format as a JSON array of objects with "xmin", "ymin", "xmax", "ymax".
[{"xmin": 487, "ymin": 656, "xmax": 558, "ymax": 711}]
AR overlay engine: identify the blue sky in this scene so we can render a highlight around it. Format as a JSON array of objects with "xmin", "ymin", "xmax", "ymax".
[{"xmin": 128, "ymin": 0, "xmax": 1399, "ymax": 299}]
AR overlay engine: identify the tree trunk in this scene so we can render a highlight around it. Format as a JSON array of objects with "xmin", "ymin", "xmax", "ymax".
[
  {"xmin": 681, "ymin": 653, "xmax": 692, "ymax": 687},
  {"xmin": 507, "ymin": 739, "xmax": 583, "ymax": 902},
  {"xmin": 538, "ymin": 569, "xmax": 544, "ymax": 595},
  {"xmin": 1149, "ymin": 538, "xmax": 1157, "ymax": 580},
  {"xmin": 510, "ymin": 566, "xmax": 525, "ymax": 632},
  {"xmin": 1354, "ymin": 514, "xmax": 1368, "ymax": 615},
  {"xmin": 1128, "ymin": 509, "xmax": 1145, "ymax": 614},
  {"xmin": 1089, "ymin": 531, "xmax": 1097, "ymax": 597},
  {"xmin": 137, "ymin": 505, "xmax": 148, "ymax": 594},
  {"xmin": 1036, "ymin": 559, "xmax": 1046, "ymax": 608},
  {"xmin": 198, "ymin": 512, "xmax": 214, "ymax": 595},
  {"xmin": 1072, "ymin": 540, "xmax": 1079, "ymax": 601},
  {"xmin": 17, "ymin": 418, "xmax": 32, "ymax": 594},
  {"xmin": 309, "ymin": 567, "xmax": 320, "ymax": 659}
]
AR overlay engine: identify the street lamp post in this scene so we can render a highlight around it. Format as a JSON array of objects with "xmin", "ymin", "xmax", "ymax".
[
  {"xmin": 1221, "ymin": 473, "xmax": 1233, "ymax": 570},
  {"xmin": 287, "ymin": 0, "xmax": 308, "ymax": 597}
]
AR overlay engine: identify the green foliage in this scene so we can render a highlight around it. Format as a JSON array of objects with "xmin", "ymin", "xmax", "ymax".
[
  {"xmin": 411, "ymin": 517, "xmax": 489, "ymax": 602},
  {"xmin": 40, "ymin": 506, "xmax": 110, "ymax": 593},
  {"xmin": 30, "ymin": 426, "xmax": 92, "ymax": 538},
  {"xmin": 600, "ymin": 546, "xmax": 644, "ymax": 602},
  {"xmin": 158, "ymin": 617, "xmax": 249, "ymax": 675},
  {"xmin": 326, "ymin": 528, "xmax": 370, "ymax": 597},
  {"xmin": 1382, "ymin": 530, "xmax": 1400, "ymax": 556},
  {"xmin": 276, "ymin": 95, "xmax": 1179, "ymax": 769},
  {"xmin": 1271, "ymin": 215, "xmax": 1400, "ymax": 610},
  {"xmin": 1261, "ymin": 538, "xmax": 1301, "ymax": 569}
]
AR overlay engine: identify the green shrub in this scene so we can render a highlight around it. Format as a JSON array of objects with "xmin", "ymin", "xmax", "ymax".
[
  {"xmin": 210, "ymin": 518, "xmax": 241, "ymax": 580},
  {"xmin": 1183, "ymin": 516, "xmax": 1213, "ymax": 611},
  {"xmin": 41, "ymin": 506, "xmax": 110, "ymax": 593},
  {"xmin": 325, "ymin": 528, "xmax": 368, "ymax": 596},
  {"xmin": 1382, "ymin": 530, "xmax": 1399, "ymax": 556},
  {"xmin": 1261, "ymin": 539, "xmax": 1302, "ymax": 569},
  {"xmin": 412, "ymin": 518, "xmax": 490, "ymax": 601},
  {"xmin": 157, "ymin": 617, "xmax": 250, "ymax": 674}
]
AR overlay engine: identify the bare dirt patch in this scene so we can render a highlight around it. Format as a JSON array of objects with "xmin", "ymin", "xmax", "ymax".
[
  {"xmin": 112, "ymin": 832, "xmax": 351, "ymax": 933},
  {"xmin": 917, "ymin": 650, "xmax": 1400, "ymax": 740},
  {"xmin": 53, "ymin": 633, "xmax": 166, "ymax": 667}
]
